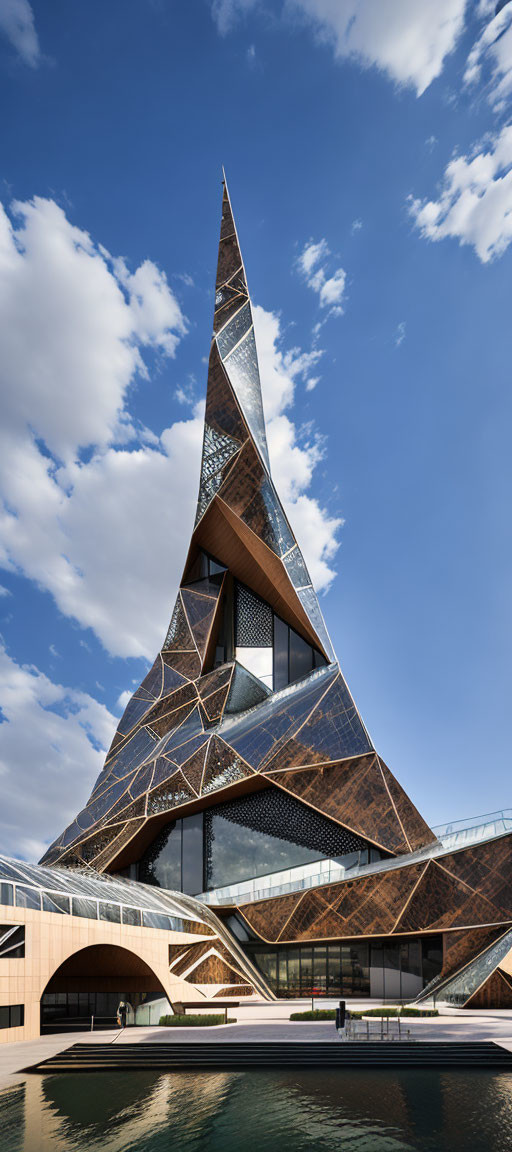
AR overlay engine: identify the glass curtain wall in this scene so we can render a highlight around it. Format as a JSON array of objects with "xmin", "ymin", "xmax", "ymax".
[{"xmin": 247, "ymin": 937, "xmax": 442, "ymax": 999}]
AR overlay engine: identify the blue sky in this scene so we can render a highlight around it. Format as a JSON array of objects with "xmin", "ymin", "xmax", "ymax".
[{"xmin": 0, "ymin": 0, "xmax": 511, "ymax": 859}]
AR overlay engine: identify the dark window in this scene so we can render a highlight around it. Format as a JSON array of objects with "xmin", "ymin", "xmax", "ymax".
[
  {"xmin": 205, "ymin": 811, "xmax": 323, "ymax": 890},
  {"xmin": 313, "ymin": 945, "xmax": 328, "ymax": 994},
  {"xmin": 182, "ymin": 812, "xmax": 204, "ymax": 895},
  {"xmin": 0, "ymin": 925, "xmax": 25, "ymax": 958},
  {"xmin": 204, "ymin": 787, "xmax": 370, "ymax": 891},
  {"xmin": 138, "ymin": 813, "xmax": 205, "ymax": 896},
  {"xmin": 422, "ymin": 938, "xmax": 443, "ymax": 985},
  {"xmin": 273, "ymin": 615, "xmax": 289, "ymax": 691},
  {"xmin": 300, "ymin": 947, "xmax": 313, "ymax": 996},
  {"xmin": 273, "ymin": 614, "xmax": 325, "ymax": 691},
  {"xmin": 248, "ymin": 942, "xmax": 371, "ymax": 998},
  {"xmin": 138, "ymin": 821, "xmax": 182, "ymax": 890},
  {"xmin": 0, "ymin": 1004, "xmax": 24, "ymax": 1029},
  {"xmin": 0, "ymin": 884, "xmax": 13, "ymax": 907},
  {"xmin": 289, "ymin": 628, "xmax": 314, "ymax": 684}
]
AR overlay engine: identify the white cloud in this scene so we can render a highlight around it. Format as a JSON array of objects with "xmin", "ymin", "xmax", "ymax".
[
  {"xmin": 298, "ymin": 238, "xmax": 330, "ymax": 279},
  {"xmin": 351, "ymin": 218, "xmax": 363, "ymax": 233},
  {"xmin": 464, "ymin": 3, "xmax": 512, "ymax": 110},
  {"xmin": 212, "ymin": 0, "xmax": 256, "ymax": 35},
  {"xmin": 0, "ymin": 644, "xmax": 116, "ymax": 860},
  {"xmin": 0, "ymin": 196, "xmax": 186, "ymax": 462},
  {"xmin": 409, "ymin": 124, "xmax": 512, "ymax": 262},
  {"xmin": 117, "ymin": 689, "xmax": 132, "ymax": 712},
  {"xmin": 214, "ymin": 0, "xmax": 469, "ymax": 96},
  {"xmin": 0, "ymin": 0, "xmax": 40, "ymax": 67},
  {"xmin": 287, "ymin": 0, "xmax": 469, "ymax": 95},
  {"xmin": 318, "ymin": 267, "xmax": 347, "ymax": 311},
  {"xmin": 0, "ymin": 195, "xmax": 342, "ymax": 661},
  {"xmin": 297, "ymin": 237, "xmax": 347, "ymax": 316},
  {"xmin": 395, "ymin": 320, "xmax": 406, "ymax": 346},
  {"xmin": 305, "ymin": 376, "xmax": 320, "ymax": 392}
]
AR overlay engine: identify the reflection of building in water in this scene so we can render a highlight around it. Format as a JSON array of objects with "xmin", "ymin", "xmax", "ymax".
[
  {"xmin": 5, "ymin": 1066, "xmax": 512, "ymax": 1152},
  {"xmin": 2, "ymin": 176, "xmax": 512, "ymax": 1043},
  {"xmin": 8, "ymin": 1070, "xmax": 234, "ymax": 1152}
]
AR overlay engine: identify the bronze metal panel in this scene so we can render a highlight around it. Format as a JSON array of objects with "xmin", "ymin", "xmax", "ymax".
[
  {"xmin": 378, "ymin": 757, "xmax": 436, "ymax": 852},
  {"xmin": 465, "ymin": 968, "xmax": 512, "ymax": 1010},
  {"xmin": 441, "ymin": 926, "xmax": 508, "ymax": 982},
  {"xmin": 204, "ymin": 342, "xmax": 248, "ymax": 442},
  {"xmin": 269, "ymin": 755, "xmax": 407, "ymax": 854},
  {"xmin": 396, "ymin": 859, "xmax": 507, "ymax": 933}
]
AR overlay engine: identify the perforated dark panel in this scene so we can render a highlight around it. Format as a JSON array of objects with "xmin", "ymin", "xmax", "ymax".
[
  {"xmin": 235, "ymin": 583, "xmax": 273, "ymax": 647},
  {"xmin": 205, "ymin": 785, "xmax": 368, "ymax": 859}
]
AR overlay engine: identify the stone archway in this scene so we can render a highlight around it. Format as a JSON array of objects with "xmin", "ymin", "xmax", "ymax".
[{"xmin": 40, "ymin": 943, "xmax": 168, "ymax": 1032}]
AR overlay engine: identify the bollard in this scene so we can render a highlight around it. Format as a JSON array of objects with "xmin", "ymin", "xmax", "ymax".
[
  {"xmin": 90, "ymin": 1015, "xmax": 94, "ymax": 1032},
  {"xmin": 335, "ymin": 1000, "xmax": 347, "ymax": 1041}
]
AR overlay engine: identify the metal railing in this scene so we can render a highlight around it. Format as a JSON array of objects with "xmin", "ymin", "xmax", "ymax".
[
  {"xmin": 340, "ymin": 1017, "xmax": 412, "ymax": 1042},
  {"xmin": 433, "ymin": 810, "xmax": 512, "ymax": 851}
]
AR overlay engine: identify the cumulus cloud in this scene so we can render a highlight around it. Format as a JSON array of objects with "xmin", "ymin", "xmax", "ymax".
[
  {"xmin": 297, "ymin": 238, "xmax": 347, "ymax": 316},
  {"xmin": 464, "ymin": 1, "xmax": 512, "ymax": 110},
  {"xmin": 0, "ymin": 195, "xmax": 341, "ymax": 662},
  {"xmin": 288, "ymin": 0, "xmax": 469, "ymax": 95},
  {"xmin": 0, "ymin": 197, "xmax": 186, "ymax": 462},
  {"xmin": 0, "ymin": 0, "xmax": 40, "ymax": 67},
  {"xmin": 0, "ymin": 644, "xmax": 116, "ymax": 860},
  {"xmin": 409, "ymin": 124, "xmax": 512, "ymax": 262},
  {"xmin": 213, "ymin": 0, "xmax": 468, "ymax": 96}
]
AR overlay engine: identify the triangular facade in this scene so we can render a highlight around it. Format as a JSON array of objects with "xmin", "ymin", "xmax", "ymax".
[{"xmin": 41, "ymin": 177, "xmax": 435, "ymax": 883}]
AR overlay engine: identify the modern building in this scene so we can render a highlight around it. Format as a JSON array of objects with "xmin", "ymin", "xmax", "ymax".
[{"xmin": 2, "ymin": 178, "xmax": 512, "ymax": 1041}]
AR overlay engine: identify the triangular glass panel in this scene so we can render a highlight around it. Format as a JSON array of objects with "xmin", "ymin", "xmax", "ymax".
[{"xmin": 222, "ymin": 327, "xmax": 270, "ymax": 471}]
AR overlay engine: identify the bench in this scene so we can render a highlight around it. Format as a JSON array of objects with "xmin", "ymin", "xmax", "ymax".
[{"xmin": 171, "ymin": 1000, "xmax": 240, "ymax": 1024}]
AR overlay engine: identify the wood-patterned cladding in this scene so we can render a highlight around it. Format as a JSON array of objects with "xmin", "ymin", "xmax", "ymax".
[
  {"xmin": 268, "ymin": 754, "xmax": 432, "ymax": 855},
  {"xmin": 236, "ymin": 833, "xmax": 512, "ymax": 944},
  {"xmin": 465, "ymin": 967, "xmax": 512, "ymax": 1010},
  {"xmin": 441, "ymin": 925, "xmax": 508, "ymax": 983},
  {"xmin": 168, "ymin": 937, "xmax": 252, "ymax": 994}
]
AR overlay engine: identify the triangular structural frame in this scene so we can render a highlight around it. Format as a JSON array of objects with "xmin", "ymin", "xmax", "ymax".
[{"xmin": 41, "ymin": 176, "xmax": 436, "ymax": 876}]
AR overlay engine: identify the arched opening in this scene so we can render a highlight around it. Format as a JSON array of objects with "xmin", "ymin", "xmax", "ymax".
[{"xmin": 40, "ymin": 944, "xmax": 168, "ymax": 1034}]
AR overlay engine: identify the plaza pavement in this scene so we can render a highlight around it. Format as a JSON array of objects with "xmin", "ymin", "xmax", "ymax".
[{"xmin": 1, "ymin": 999, "xmax": 512, "ymax": 1090}]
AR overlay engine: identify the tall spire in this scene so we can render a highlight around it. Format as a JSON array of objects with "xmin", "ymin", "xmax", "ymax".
[
  {"xmin": 207, "ymin": 174, "xmax": 271, "ymax": 476},
  {"xmin": 195, "ymin": 174, "xmax": 334, "ymax": 660},
  {"xmin": 40, "ymin": 178, "xmax": 435, "ymax": 874}
]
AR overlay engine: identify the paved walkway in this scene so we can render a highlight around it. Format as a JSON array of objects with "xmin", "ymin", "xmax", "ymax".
[{"xmin": 2, "ymin": 1001, "xmax": 512, "ymax": 1089}]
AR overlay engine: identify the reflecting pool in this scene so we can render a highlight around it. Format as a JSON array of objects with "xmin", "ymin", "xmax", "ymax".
[{"xmin": 2, "ymin": 1068, "xmax": 512, "ymax": 1152}]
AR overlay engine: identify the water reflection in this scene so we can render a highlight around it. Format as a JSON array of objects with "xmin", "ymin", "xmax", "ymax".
[{"xmin": 2, "ymin": 1067, "xmax": 512, "ymax": 1152}]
